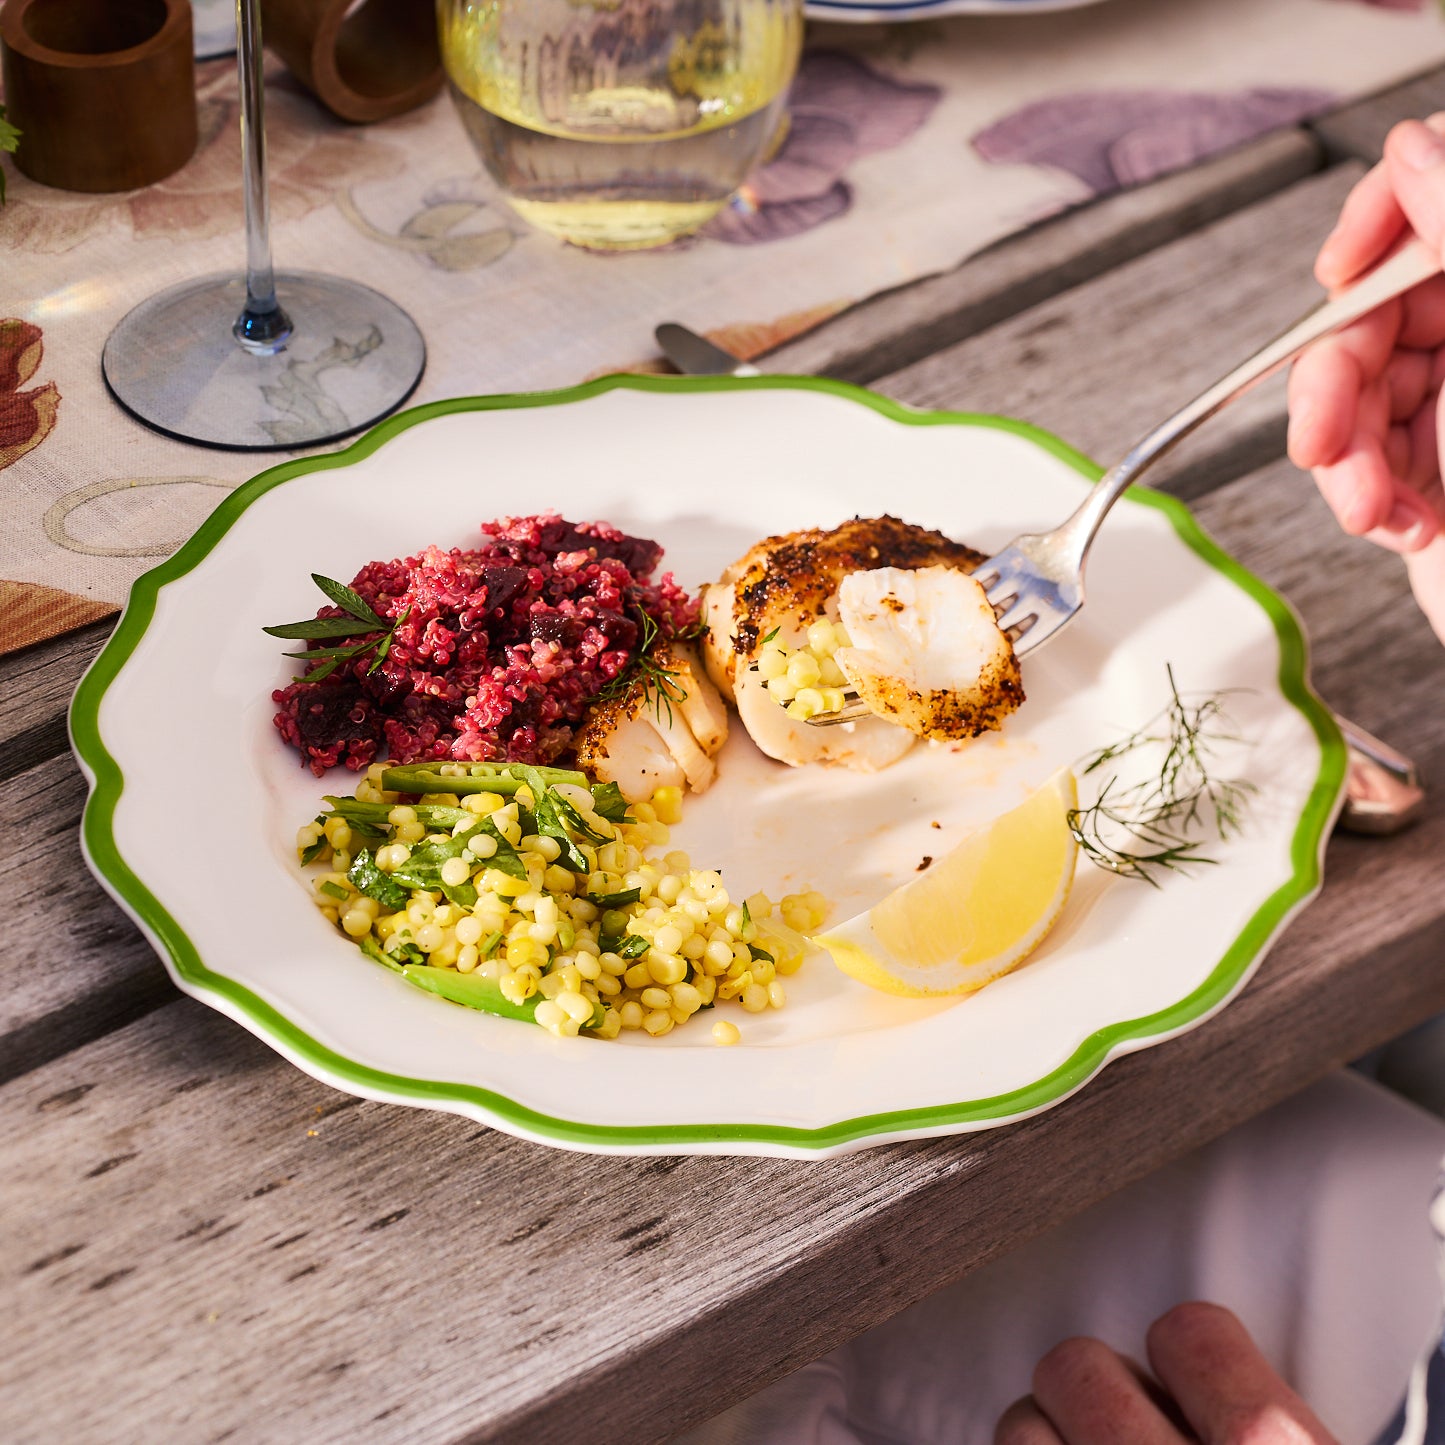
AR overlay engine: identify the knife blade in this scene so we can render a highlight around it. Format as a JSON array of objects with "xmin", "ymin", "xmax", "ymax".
[{"xmin": 655, "ymin": 323, "xmax": 761, "ymax": 378}]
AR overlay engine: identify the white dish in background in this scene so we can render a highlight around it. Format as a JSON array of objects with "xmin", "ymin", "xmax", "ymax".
[{"xmin": 71, "ymin": 378, "xmax": 1344, "ymax": 1157}]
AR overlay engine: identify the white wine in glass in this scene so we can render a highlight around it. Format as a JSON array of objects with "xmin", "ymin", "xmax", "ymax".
[
  {"xmin": 102, "ymin": 0, "xmax": 425, "ymax": 450},
  {"xmin": 439, "ymin": 0, "xmax": 803, "ymax": 251}
]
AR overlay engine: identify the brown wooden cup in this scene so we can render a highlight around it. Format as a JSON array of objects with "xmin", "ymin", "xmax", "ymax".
[
  {"xmin": 0, "ymin": 0, "xmax": 197, "ymax": 193},
  {"xmin": 260, "ymin": 0, "xmax": 443, "ymax": 125}
]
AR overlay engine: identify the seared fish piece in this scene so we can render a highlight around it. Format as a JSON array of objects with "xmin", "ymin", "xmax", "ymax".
[
  {"xmin": 835, "ymin": 567, "xmax": 1023, "ymax": 740},
  {"xmin": 734, "ymin": 661, "xmax": 914, "ymax": 771},
  {"xmin": 702, "ymin": 516, "xmax": 986, "ymax": 701},
  {"xmin": 574, "ymin": 643, "xmax": 728, "ymax": 800},
  {"xmin": 704, "ymin": 517, "xmax": 989, "ymax": 770}
]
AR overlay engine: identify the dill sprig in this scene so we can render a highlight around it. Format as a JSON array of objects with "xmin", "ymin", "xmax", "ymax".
[
  {"xmin": 1068, "ymin": 665, "xmax": 1256, "ymax": 887},
  {"xmin": 597, "ymin": 605, "xmax": 705, "ymax": 728}
]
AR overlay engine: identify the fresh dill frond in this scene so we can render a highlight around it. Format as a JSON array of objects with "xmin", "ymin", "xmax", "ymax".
[
  {"xmin": 1069, "ymin": 665, "xmax": 1256, "ymax": 887},
  {"xmin": 597, "ymin": 606, "xmax": 696, "ymax": 727}
]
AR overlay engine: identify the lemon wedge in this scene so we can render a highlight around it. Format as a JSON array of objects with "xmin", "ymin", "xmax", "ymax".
[{"xmin": 814, "ymin": 768, "xmax": 1079, "ymax": 997}]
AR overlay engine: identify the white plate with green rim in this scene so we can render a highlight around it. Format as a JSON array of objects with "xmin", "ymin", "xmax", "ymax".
[{"xmin": 70, "ymin": 376, "xmax": 1345, "ymax": 1158}]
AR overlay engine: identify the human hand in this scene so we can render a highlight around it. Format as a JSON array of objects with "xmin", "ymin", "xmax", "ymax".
[
  {"xmin": 1288, "ymin": 115, "xmax": 1445, "ymax": 641},
  {"xmin": 994, "ymin": 1302, "xmax": 1339, "ymax": 1445}
]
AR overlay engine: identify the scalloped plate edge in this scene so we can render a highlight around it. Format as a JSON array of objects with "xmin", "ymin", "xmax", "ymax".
[{"xmin": 69, "ymin": 374, "xmax": 1347, "ymax": 1158}]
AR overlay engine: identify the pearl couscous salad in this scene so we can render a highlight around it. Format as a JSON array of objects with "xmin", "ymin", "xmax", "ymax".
[{"xmin": 298, "ymin": 759, "xmax": 828, "ymax": 1043}]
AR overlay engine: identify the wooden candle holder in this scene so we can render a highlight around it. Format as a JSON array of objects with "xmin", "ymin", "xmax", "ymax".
[
  {"xmin": 0, "ymin": 0, "xmax": 196, "ymax": 193},
  {"xmin": 260, "ymin": 0, "xmax": 443, "ymax": 125}
]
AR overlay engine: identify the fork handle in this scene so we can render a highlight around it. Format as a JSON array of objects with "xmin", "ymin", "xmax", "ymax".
[{"xmin": 1050, "ymin": 237, "xmax": 1441, "ymax": 573}]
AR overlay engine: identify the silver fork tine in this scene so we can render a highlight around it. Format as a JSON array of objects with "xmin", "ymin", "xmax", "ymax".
[
  {"xmin": 803, "ymin": 238, "xmax": 1440, "ymax": 728},
  {"xmin": 990, "ymin": 602, "xmax": 1037, "ymax": 639}
]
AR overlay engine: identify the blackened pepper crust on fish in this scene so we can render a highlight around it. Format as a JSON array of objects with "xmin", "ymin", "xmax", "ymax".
[
  {"xmin": 701, "ymin": 516, "xmax": 986, "ymax": 702},
  {"xmin": 848, "ymin": 660, "xmax": 1026, "ymax": 741},
  {"xmin": 571, "ymin": 642, "xmax": 729, "ymax": 800},
  {"xmin": 834, "ymin": 566, "xmax": 1024, "ymax": 742}
]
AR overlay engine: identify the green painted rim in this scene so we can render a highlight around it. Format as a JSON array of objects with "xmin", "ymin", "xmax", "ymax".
[{"xmin": 70, "ymin": 374, "xmax": 1347, "ymax": 1153}]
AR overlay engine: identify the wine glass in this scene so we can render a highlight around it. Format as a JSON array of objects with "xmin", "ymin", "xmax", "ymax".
[
  {"xmin": 438, "ymin": 0, "xmax": 803, "ymax": 252},
  {"xmin": 102, "ymin": 0, "xmax": 426, "ymax": 451}
]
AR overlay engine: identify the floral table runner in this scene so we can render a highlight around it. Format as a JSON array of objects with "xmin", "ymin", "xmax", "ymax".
[{"xmin": 3, "ymin": 0, "xmax": 1442, "ymax": 656}]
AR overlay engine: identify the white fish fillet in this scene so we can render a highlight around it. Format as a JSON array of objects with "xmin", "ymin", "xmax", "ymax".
[
  {"xmin": 573, "ymin": 642, "xmax": 729, "ymax": 799},
  {"xmin": 835, "ymin": 566, "xmax": 1023, "ymax": 740},
  {"xmin": 704, "ymin": 517, "xmax": 997, "ymax": 770}
]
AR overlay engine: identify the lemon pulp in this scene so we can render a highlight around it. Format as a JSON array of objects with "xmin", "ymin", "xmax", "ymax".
[{"xmin": 815, "ymin": 768, "xmax": 1079, "ymax": 998}]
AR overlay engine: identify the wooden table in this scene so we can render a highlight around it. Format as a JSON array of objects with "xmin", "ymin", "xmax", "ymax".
[{"xmin": 8, "ymin": 68, "xmax": 1445, "ymax": 1445}]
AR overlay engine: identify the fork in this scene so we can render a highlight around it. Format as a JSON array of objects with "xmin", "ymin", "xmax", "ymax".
[{"xmin": 802, "ymin": 237, "xmax": 1439, "ymax": 726}]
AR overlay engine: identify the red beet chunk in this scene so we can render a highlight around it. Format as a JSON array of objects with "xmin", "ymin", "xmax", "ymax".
[{"xmin": 271, "ymin": 513, "xmax": 697, "ymax": 777}]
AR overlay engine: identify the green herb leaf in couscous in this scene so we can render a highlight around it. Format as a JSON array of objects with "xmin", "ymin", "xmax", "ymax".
[{"xmin": 297, "ymin": 761, "xmax": 829, "ymax": 1043}]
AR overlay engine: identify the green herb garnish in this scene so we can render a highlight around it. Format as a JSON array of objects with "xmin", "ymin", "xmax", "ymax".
[
  {"xmin": 1068, "ymin": 666, "xmax": 1255, "ymax": 887},
  {"xmin": 264, "ymin": 573, "xmax": 409, "ymax": 683},
  {"xmin": 617, "ymin": 934, "xmax": 651, "ymax": 960},
  {"xmin": 348, "ymin": 849, "xmax": 408, "ymax": 911},
  {"xmin": 597, "ymin": 607, "xmax": 690, "ymax": 726},
  {"xmin": 522, "ymin": 770, "xmax": 592, "ymax": 873},
  {"xmin": 589, "ymin": 781, "xmax": 632, "ymax": 823},
  {"xmin": 596, "ymin": 608, "xmax": 706, "ymax": 727},
  {"xmin": 472, "ymin": 816, "xmax": 528, "ymax": 882},
  {"xmin": 386, "ymin": 827, "xmax": 480, "ymax": 908},
  {"xmin": 590, "ymin": 887, "xmax": 642, "ymax": 909},
  {"xmin": 318, "ymin": 880, "xmax": 350, "ymax": 902},
  {"xmin": 359, "ymin": 934, "xmax": 404, "ymax": 973}
]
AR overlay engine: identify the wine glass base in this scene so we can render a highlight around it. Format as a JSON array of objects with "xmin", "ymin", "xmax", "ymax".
[{"xmin": 102, "ymin": 272, "xmax": 427, "ymax": 451}]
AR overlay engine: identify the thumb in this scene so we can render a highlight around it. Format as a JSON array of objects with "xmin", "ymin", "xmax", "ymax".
[{"xmin": 1384, "ymin": 114, "xmax": 1445, "ymax": 262}]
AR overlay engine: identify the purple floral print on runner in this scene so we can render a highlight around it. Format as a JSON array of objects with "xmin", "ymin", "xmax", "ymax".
[
  {"xmin": 973, "ymin": 88, "xmax": 1338, "ymax": 197},
  {"xmin": 706, "ymin": 50, "xmax": 941, "ymax": 245}
]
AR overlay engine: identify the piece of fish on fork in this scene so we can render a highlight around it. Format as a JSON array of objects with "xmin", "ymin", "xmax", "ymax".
[{"xmin": 809, "ymin": 237, "xmax": 1439, "ymax": 728}]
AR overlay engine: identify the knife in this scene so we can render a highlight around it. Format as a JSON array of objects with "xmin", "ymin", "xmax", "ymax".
[
  {"xmin": 653, "ymin": 321, "xmax": 1423, "ymax": 834},
  {"xmin": 655, "ymin": 323, "xmax": 761, "ymax": 378}
]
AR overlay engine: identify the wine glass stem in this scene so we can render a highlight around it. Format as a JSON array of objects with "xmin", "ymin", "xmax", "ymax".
[{"xmin": 233, "ymin": 0, "xmax": 293, "ymax": 354}]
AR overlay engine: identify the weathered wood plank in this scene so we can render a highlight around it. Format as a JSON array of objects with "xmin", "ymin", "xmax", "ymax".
[
  {"xmin": 869, "ymin": 164, "xmax": 1366, "ymax": 503},
  {"xmin": 762, "ymin": 128, "xmax": 1322, "ymax": 385},
  {"xmin": 1311, "ymin": 62, "xmax": 1445, "ymax": 163},
  {"xmin": 0, "ymin": 619, "xmax": 113, "ymax": 784},
  {"xmin": 1, "ymin": 753, "xmax": 174, "ymax": 1085},
  {"xmin": 1200, "ymin": 471, "xmax": 1438, "ymax": 744},
  {"xmin": 7, "ymin": 461, "xmax": 1445, "ymax": 1445}
]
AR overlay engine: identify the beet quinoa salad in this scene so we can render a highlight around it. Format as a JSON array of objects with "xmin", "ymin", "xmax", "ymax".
[{"xmin": 271, "ymin": 514, "xmax": 699, "ymax": 777}]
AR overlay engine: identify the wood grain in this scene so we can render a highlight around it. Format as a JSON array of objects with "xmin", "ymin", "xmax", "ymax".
[
  {"xmin": 0, "ymin": 619, "xmax": 114, "ymax": 784},
  {"xmin": 1311, "ymin": 63, "xmax": 1445, "ymax": 163},
  {"xmin": 2, "ymin": 754, "xmax": 173, "ymax": 1085},
  {"xmin": 7, "ymin": 460, "xmax": 1445, "ymax": 1445},
  {"xmin": 4, "ymin": 106, "xmax": 1442, "ymax": 1442},
  {"xmin": 762, "ymin": 128, "xmax": 1321, "ymax": 386},
  {"xmin": 868, "ymin": 165, "xmax": 1366, "ymax": 504}
]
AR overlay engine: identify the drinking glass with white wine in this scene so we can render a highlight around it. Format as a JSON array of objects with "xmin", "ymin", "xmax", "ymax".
[{"xmin": 438, "ymin": 0, "xmax": 803, "ymax": 251}]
